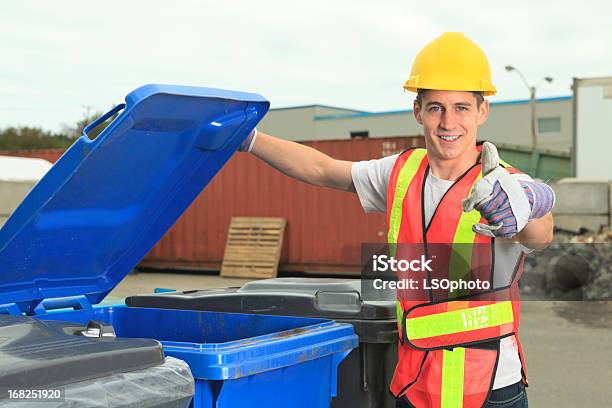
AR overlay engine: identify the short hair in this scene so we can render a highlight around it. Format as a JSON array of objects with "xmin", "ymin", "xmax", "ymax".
[{"xmin": 415, "ymin": 89, "xmax": 484, "ymax": 108}]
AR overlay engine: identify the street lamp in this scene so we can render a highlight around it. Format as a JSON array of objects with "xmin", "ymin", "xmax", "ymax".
[{"xmin": 505, "ymin": 65, "xmax": 553, "ymax": 150}]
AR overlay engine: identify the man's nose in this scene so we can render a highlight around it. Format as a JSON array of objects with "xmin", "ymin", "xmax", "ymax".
[{"xmin": 439, "ymin": 110, "xmax": 459, "ymax": 130}]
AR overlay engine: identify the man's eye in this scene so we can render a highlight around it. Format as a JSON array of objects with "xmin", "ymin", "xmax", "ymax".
[
  {"xmin": 456, "ymin": 106, "xmax": 469, "ymax": 112},
  {"xmin": 428, "ymin": 106, "xmax": 441, "ymax": 112}
]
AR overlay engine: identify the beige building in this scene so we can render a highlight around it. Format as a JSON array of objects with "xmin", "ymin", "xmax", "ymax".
[{"xmin": 258, "ymin": 96, "xmax": 572, "ymax": 153}]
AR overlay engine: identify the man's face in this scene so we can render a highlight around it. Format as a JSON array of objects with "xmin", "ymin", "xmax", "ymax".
[{"xmin": 413, "ymin": 90, "xmax": 489, "ymax": 162}]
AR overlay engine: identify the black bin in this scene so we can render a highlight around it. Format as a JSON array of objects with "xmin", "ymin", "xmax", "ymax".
[{"xmin": 126, "ymin": 277, "xmax": 398, "ymax": 408}]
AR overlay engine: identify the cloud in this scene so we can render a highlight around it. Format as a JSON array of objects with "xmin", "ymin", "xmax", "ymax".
[{"xmin": 1, "ymin": 0, "xmax": 611, "ymax": 131}]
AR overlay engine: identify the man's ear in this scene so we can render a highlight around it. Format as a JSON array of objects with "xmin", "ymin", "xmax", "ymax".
[
  {"xmin": 413, "ymin": 101, "xmax": 423, "ymax": 125},
  {"xmin": 477, "ymin": 99, "xmax": 489, "ymax": 126}
]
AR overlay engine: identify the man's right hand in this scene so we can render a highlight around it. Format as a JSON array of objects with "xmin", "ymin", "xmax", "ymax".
[{"xmin": 462, "ymin": 142, "xmax": 555, "ymax": 239}]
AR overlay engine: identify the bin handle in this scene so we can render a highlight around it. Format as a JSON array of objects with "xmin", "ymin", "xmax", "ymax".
[
  {"xmin": 81, "ymin": 320, "xmax": 116, "ymax": 338},
  {"xmin": 83, "ymin": 104, "xmax": 126, "ymax": 139},
  {"xmin": 314, "ymin": 290, "xmax": 363, "ymax": 314},
  {"xmin": 35, "ymin": 296, "xmax": 93, "ymax": 313}
]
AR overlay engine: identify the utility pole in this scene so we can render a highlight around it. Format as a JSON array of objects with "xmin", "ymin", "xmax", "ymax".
[{"xmin": 505, "ymin": 65, "xmax": 553, "ymax": 151}]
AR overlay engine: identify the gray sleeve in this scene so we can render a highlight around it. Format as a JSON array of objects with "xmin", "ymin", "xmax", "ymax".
[{"xmin": 350, "ymin": 154, "xmax": 398, "ymax": 213}]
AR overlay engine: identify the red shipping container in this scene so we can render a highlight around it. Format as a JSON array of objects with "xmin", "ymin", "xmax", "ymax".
[
  {"xmin": 2, "ymin": 136, "xmax": 424, "ymax": 273},
  {"xmin": 146, "ymin": 136, "xmax": 424, "ymax": 273}
]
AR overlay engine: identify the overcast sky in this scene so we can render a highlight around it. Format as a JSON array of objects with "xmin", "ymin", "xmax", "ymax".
[{"xmin": 2, "ymin": 0, "xmax": 611, "ymax": 132}]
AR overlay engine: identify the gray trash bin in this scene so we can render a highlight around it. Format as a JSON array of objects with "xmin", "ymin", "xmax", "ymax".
[
  {"xmin": 126, "ymin": 277, "xmax": 398, "ymax": 408},
  {"xmin": 0, "ymin": 314, "xmax": 194, "ymax": 408}
]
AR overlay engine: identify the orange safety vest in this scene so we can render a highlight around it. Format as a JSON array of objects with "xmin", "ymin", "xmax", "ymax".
[{"xmin": 387, "ymin": 146, "xmax": 527, "ymax": 408}]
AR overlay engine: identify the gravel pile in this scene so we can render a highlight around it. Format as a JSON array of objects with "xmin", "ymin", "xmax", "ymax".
[{"xmin": 521, "ymin": 228, "xmax": 611, "ymax": 300}]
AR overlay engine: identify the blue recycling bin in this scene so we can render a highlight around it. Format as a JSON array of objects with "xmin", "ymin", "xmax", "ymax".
[
  {"xmin": 0, "ymin": 84, "xmax": 358, "ymax": 407},
  {"xmin": 36, "ymin": 306, "xmax": 357, "ymax": 408}
]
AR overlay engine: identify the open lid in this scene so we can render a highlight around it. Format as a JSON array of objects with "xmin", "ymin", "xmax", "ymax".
[{"xmin": 0, "ymin": 84, "xmax": 269, "ymax": 314}]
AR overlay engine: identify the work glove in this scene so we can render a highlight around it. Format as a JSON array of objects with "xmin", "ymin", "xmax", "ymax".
[
  {"xmin": 462, "ymin": 142, "xmax": 555, "ymax": 238},
  {"xmin": 238, "ymin": 128, "xmax": 258, "ymax": 152}
]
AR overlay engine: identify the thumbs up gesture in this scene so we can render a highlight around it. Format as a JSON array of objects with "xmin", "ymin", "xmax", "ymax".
[{"xmin": 462, "ymin": 142, "xmax": 532, "ymax": 238}]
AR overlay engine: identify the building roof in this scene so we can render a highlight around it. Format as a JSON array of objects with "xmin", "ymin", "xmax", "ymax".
[
  {"xmin": 269, "ymin": 104, "xmax": 365, "ymax": 113},
  {"xmin": 313, "ymin": 95, "xmax": 573, "ymax": 121}
]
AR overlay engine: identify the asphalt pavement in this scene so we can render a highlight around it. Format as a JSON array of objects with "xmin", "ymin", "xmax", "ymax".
[{"xmin": 108, "ymin": 271, "xmax": 612, "ymax": 407}]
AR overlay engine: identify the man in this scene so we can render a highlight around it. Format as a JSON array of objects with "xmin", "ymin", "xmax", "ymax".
[{"xmin": 239, "ymin": 33, "xmax": 554, "ymax": 407}]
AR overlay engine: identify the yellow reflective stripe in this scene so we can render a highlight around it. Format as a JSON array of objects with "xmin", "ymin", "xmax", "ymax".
[
  {"xmin": 387, "ymin": 149, "xmax": 427, "ymax": 245},
  {"xmin": 451, "ymin": 171, "xmax": 483, "ymax": 244},
  {"xmin": 396, "ymin": 301, "xmax": 403, "ymax": 328},
  {"xmin": 441, "ymin": 348, "xmax": 465, "ymax": 408},
  {"xmin": 406, "ymin": 301, "xmax": 514, "ymax": 340},
  {"xmin": 389, "ymin": 150, "xmax": 426, "ymax": 328},
  {"xmin": 499, "ymin": 158, "xmax": 512, "ymax": 168},
  {"xmin": 448, "ymin": 172, "xmax": 482, "ymax": 298}
]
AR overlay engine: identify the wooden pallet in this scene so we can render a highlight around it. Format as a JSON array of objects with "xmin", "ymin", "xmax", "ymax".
[{"xmin": 220, "ymin": 217, "xmax": 287, "ymax": 279}]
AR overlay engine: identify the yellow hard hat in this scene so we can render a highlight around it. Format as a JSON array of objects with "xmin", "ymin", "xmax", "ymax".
[{"xmin": 403, "ymin": 32, "xmax": 496, "ymax": 96}]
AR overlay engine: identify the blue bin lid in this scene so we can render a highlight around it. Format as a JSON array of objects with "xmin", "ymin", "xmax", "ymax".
[{"xmin": 0, "ymin": 84, "xmax": 269, "ymax": 314}]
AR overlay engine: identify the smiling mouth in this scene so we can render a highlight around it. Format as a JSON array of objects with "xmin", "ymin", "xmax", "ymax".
[{"xmin": 437, "ymin": 135, "xmax": 461, "ymax": 143}]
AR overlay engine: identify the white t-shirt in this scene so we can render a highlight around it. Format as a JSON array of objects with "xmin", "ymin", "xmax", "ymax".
[{"xmin": 351, "ymin": 153, "xmax": 524, "ymax": 390}]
